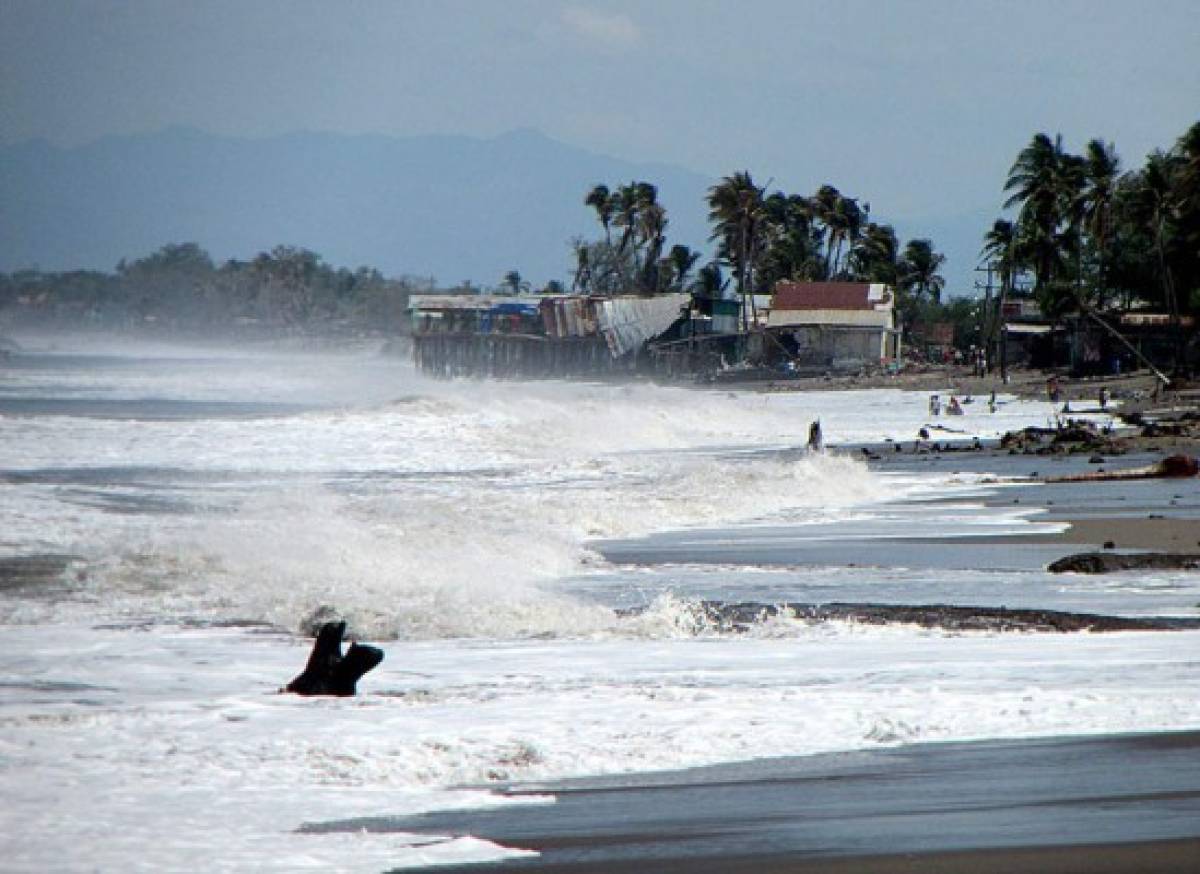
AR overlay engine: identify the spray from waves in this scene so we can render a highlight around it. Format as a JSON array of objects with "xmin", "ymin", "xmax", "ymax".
[
  {"xmin": 84, "ymin": 450, "xmax": 889, "ymax": 641},
  {"xmin": 4, "ymin": 358, "xmax": 916, "ymax": 638}
]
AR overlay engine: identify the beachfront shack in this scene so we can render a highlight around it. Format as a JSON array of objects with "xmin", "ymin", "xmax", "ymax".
[
  {"xmin": 409, "ymin": 293, "xmax": 688, "ymax": 379},
  {"xmin": 766, "ymin": 281, "xmax": 901, "ymax": 369}
]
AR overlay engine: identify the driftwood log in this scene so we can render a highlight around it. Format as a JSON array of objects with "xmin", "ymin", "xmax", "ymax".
[
  {"xmin": 285, "ymin": 621, "xmax": 383, "ymax": 696},
  {"xmin": 1048, "ymin": 552, "xmax": 1200, "ymax": 574},
  {"xmin": 1041, "ymin": 453, "xmax": 1199, "ymax": 483}
]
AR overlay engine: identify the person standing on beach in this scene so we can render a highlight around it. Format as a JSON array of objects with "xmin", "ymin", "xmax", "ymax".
[{"xmin": 807, "ymin": 420, "xmax": 823, "ymax": 452}]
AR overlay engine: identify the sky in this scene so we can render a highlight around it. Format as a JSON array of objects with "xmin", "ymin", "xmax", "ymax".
[{"xmin": 2, "ymin": 0, "xmax": 1198, "ymax": 283}]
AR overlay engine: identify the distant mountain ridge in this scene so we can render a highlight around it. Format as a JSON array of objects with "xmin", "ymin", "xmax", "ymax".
[
  {"xmin": 0, "ymin": 127, "xmax": 715, "ymax": 286},
  {"xmin": 0, "ymin": 126, "xmax": 988, "ymax": 294}
]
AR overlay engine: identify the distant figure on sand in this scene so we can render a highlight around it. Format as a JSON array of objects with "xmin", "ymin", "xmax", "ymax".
[
  {"xmin": 1047, "ymin": 376, "xmax": 1061, "ymax": 403},
  {"xmin": 946, "ymin": 396, "xmax": 964, "ymax": 416},
  {"xmin": 1098, "ymin": 387, "xmax": 1109, "ymax": 410},
  {"xmin": 928, "ymin": 394, "xmax": 941, "ymax": 416},
  {"xmin": 807, "ymin": 420, "xmax": 823, "ymax": 452}
]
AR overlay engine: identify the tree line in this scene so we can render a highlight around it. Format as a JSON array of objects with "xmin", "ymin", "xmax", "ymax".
[
  {"xmin": 0, "ymin": 243, "xmax": 425, "ymax": 337},
  {"xmin": 571, "ymin": 176, "xmax": 948, "ymax": 332},
  {"xmin": 982, "ymin": 121, "xmax": 1200, "ymax": 364},
  {"xmin": 9, "ymin": 121, "xmax": 1193, "ymax": 351}
]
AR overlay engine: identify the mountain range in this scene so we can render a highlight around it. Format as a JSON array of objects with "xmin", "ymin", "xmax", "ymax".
[{"xmin": 0, "ymin": 127, "xmax": 991, "ymax": 294}]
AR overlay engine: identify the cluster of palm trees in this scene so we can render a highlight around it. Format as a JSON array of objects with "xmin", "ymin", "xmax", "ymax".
[
  {"xmin": 574, "ymin": 182, "xmax": 691, "ymax": 296},
  {"xmin": 700, "ymin": 172, "xmax": 947, "ymax": 330},
  {"xmin": 982, "ymin": 122, "xmax": 1200, "ymax": 364},
  {"xmin": 574, "ymin": 173, "xmax": 948, "ymax": 333}
]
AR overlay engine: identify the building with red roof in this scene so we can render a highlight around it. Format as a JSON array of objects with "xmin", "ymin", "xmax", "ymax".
[{"xmin": 767, "ymin": 281, "xmax": 900, "ymax": 365}]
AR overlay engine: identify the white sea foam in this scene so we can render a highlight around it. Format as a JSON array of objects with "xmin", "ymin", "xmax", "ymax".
[
  {"xmin": 0, "ymin": 345, "xmax": 1184, "ymax": 872},
  {"xmin": 1, "ymin": 622, "xmax": 1197, "ymax": 872}
]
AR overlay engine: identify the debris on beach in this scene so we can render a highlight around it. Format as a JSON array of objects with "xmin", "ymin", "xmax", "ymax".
[
  {"xmin": 1048, "ymin": 552, "xmax": 1200, "ymax": 574},
  {"xmin": 1041, "ymin": 453, "xmax": 1199, "ymax": 483},
  {"xmin": 284, "ymin": 621, "xmax": 384, "ymax": 696},
  {"xmin": 1000, "ymin": 412, "xmax": 1200, "ymax": 458}
]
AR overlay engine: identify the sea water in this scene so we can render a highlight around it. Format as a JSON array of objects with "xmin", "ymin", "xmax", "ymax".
[{"xmin": 1, "ymin": 338, "xmax": 1197, "ymax": 871}]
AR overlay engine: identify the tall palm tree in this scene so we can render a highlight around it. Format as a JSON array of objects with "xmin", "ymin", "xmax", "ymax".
[
  {"xmin": 812, "ymin": 184, "xmax": 842, "ymax": 276},
  {"xmin": 637, "ymin": 200, "xmax": 668, "ymax": 292},
  {"xmin": 1078, "ymin": 139, "xmax": 1121, "ymax": 306},
  {"xmin": 899, "ymin": 239, "xmax": 946, "ymax": 303},
  {"xmin": 1004, "ymin": 133, "xmax": 1080, "ymax": 297},
  {"xmin": 708, "ymin": 172, "xmax": 766, "ymax": 328},
  {"xmin": 611, "ymin": 183, "xmax": 641, "ymax": 256},
  {"xmin": 980, "ymin": 218, "xmax": 1018, "ymax": 359},
  {"xmin": 827, "ymin": 194, "xmax": 864, "ymax": 277},
  {"xmin": 1139, "ymin": 150, "xmax": 1185, "ymax": 365}
]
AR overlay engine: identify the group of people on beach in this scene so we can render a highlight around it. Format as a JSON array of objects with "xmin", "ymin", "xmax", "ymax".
[{"xmin": 928, "ymin": 394, "xmax": 966, "ymax": 417}]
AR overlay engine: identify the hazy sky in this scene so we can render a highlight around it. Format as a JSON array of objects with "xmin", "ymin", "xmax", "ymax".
[{"xmin": 3, "ymin": 0, "xmax": 1198, "ymax": 222}]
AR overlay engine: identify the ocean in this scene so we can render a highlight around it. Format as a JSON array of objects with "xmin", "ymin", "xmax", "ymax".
[{"xmin": 1, "ymin": 337, "xmax": 1198, "ymax": 871}]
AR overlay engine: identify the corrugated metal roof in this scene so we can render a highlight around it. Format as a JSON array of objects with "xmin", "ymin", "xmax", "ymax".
[
  {"xmin": 773, "ymin": 282, "xmax": 892, "ymax": 312},
  {"xmin": 594, "ymin": 294, "xmax": 689, "ymax": 357}
]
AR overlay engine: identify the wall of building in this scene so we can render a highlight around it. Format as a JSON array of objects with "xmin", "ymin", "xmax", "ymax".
[{"xmin": 766, "ymin": 308, "xmax": 892, "ymax": 329}]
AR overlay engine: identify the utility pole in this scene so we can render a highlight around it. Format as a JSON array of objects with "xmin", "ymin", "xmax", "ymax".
[{"xmin": 974, "ymin": 261, "xmax": 996, "ymax": 366}]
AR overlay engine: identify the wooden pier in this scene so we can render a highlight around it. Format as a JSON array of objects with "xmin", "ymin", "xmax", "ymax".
[{"xmin": 412, "ymin": 333, "xmax": 623, "ymax": 379}]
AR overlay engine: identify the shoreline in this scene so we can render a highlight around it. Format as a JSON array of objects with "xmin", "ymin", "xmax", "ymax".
[{"xmin": 304, "ymin": 731, "xmax": 1200, "ymax": 873}]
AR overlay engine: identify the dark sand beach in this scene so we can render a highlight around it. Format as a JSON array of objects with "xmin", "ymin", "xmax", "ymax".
[
  {"xmin": 479, "ymin": 410, "xmax": 1200, "ymax": 872},
  {"xmin": 309, "ymin": 732, "xmax": 1200, "ymax": 872}
]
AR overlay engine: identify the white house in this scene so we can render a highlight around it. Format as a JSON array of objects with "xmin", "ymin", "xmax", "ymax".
[{"xmin": 767, "ymin": 281, "xmax": 900, "ymax": 364}]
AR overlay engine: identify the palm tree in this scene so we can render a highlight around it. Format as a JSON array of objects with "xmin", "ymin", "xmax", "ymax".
[
  {"xmin": 502, "ymin": 269, "xmax": 528, "ymax": 295},
  {"xmin": 980, "ymin": 218, "xmax": 1018, "ymax": 367},
  {"xmin": 691, "ymin": 261, "xmax": 726, "ymax": 300},
  {"xmin": 812, "ymin": 184, "xmax": 842, "ymax": 275},
  {"xmin": 848, "ymin": 222, "xmax": 899, "ymax": 284},
  {"xmin": 1077, "ymin": 139, "xmax": 1121, "ymax": 306},
  {"xmin": 571, "ymin": 239, "xmax": 591, "ymax": 293},
  {"xmin": 708, "ymin": 171, "xmax": 766, "ymax": 329},
  {"xmin": 757, "ymin": 193, "xmax": 823, "ymax": 286},
  {"xmin": 1176, "ymin": 121, "xmax": 1200, "ymax": 210},
  {"xmin": 1003, "ymin": 133, "xmax": 1082, "ymax": 303},
  {"xmin": 612, "ymin": 181, "xmax": 658, "ymax": 258},
  {"xmin": 896, "ymin": 239, "xmax": 946, "ymax": 336},
  {"xmin": 1139, "ymin": 150, "xmax": 1185, "ymax": 366},
  {"xmin": 667, "ymin": 244, "xmax": 701, "ymax": 291},
  {"xmin": 585, "ymin": 185, "xmax": 614, "ymax": 244},
  {"xmin": 899, "ymin": 239, "xmax": 946, "ymax": 302},
  {"xmin": 637, "ymin": 200, "xmax": 668, "ymax": 292},
  {"xmin": 827, "ymin": 194, "xmax": 864, "ymax": 277}
]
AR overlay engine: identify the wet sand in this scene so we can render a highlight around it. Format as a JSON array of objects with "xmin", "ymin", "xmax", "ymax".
[
  {"xmin": 1050, "ymin": 516, "xmax": 1200, "ymax": 553},
  {"xmin": 506, "ymin": 417, "xmax": 1200, "ymax": 871},
  {"xmin": 305, "ymin": 732, "xmax": 1200, "ymax": 872}
]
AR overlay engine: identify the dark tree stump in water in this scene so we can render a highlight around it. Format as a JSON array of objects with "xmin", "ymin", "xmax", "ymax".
[{"xmin": 285, "ymin": 621, "xmax": 383, "ymax": 696}]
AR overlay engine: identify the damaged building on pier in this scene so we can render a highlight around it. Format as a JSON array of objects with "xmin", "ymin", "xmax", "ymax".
[{"xmin": 409, "ymin": 293, "xmax": 689, "ymax": 378}]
